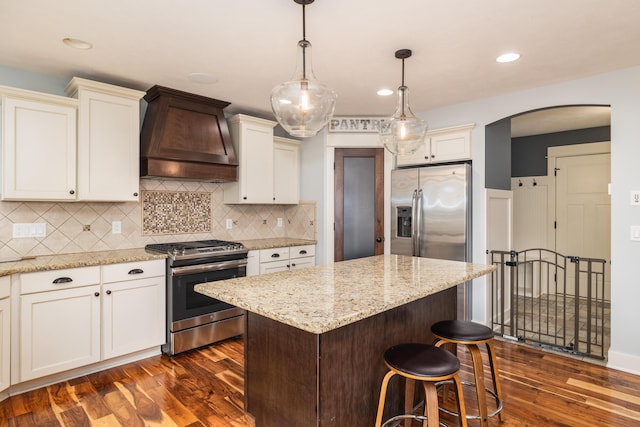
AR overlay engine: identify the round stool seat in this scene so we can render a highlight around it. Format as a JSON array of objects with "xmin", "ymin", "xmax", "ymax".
[
  {"xmin": 384, "ymin": 343, "xmax": 460, "ymax": 378},
  {"xmin": 432, "ymin": 319, "xmax": 494, "ymax": 342}
]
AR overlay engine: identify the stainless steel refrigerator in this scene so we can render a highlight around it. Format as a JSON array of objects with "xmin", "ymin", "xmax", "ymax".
[{"xmin": 391, "ymin": 162, "xmax": 472, "ymax": 319}]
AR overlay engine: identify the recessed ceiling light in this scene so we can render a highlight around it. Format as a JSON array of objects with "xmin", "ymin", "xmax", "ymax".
[
  {"xmin": 188, "ymin": 72, "xmax": 219, "ymax": 84},
  {"xmin": 377, "ymin": 88, "xmax": 394, "ymax": 96},
  {"xmin": 62, "ymin": 38, "xmax": 93, "ymax": 50},
  {"xmin": 496, "ymin": 53, "xmax": 520, "ymax": 63}
]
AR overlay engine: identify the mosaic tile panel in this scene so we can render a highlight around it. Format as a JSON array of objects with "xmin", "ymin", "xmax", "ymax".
[{"xmin": 142, "ymin": 191, "xmax": 212, "ymax": 235}]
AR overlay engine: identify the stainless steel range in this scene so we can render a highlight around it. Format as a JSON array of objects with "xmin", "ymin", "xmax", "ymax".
[{"xmin": 145, "ymin": 239, "xmax": 248, "ymax": 355}]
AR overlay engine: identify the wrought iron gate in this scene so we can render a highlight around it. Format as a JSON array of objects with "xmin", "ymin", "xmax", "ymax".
[{"xmin": 490, "ymin": 248, "xmax": 609, "ymax": 359}]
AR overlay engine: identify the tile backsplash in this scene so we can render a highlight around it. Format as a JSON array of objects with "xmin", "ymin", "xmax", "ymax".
[{"xmin": 0, "ymin": 179, "xmax": 316, "ymax": 258}]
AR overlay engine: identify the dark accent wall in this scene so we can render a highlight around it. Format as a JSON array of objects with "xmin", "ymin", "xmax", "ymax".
[
  {"xmin": 485, "ymin": 118, "xmax": 511, "ymax": 190},
  {"xmin": 511, "ymin": 126, "xmax": 610, "ymax": 177}
]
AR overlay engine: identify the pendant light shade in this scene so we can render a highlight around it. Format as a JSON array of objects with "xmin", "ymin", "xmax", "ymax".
[
  {"xmin": 380, "ymin": 49, "xmax": 427, "ymax": 155},
  {"xmin": 270, "ymin": 0, "xmax": 337, "ymax": 138}
]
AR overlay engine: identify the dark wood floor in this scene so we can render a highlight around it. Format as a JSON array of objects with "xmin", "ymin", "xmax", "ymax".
[{"xmin": 1, "ymin": 337, "xmax": 640, "ymax": 426}]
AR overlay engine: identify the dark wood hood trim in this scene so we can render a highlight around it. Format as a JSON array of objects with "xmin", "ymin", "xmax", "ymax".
[{"xmin": 140, "ymin": 85, "xmax": 238, "ymax": 181}]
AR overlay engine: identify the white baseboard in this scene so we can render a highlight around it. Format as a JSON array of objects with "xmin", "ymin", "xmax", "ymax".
[
  {"xmin": 607, "ymin": 349, "xmax": 640, "ymax": 376},
  {"xmin": 4, "ymin": 347, "xmax": 161, "ymax": 399}
]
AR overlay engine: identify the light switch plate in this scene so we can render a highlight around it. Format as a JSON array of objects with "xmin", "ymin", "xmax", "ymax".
[
  {"xmin": 226, "ymin": 219, "xmax": 233, "ymax": 230},
  {"xmin": 631, "ymin": 225, "xmax": 640, "ymax": 241}
]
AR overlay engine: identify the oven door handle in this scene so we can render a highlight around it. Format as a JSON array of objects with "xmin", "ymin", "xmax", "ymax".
[{"xmin": 171, "ymin": 259, "xmax": 248, "ymax": 276}]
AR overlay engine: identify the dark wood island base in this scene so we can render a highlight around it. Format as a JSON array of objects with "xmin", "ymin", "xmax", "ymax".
[{"xmin": 245, "ymin": 287, "xmax": 457, "ymax": 426}]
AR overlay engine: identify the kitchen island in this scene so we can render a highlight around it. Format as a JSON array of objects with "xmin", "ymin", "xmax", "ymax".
[{"xmin": 195, "ymin": 254, "xmax": 495, "ymax": 426}]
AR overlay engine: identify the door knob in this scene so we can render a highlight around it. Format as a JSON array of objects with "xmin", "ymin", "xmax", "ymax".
[{"xmin": 376, "ymin": 237, "xmax": 383, "ymax": 243}]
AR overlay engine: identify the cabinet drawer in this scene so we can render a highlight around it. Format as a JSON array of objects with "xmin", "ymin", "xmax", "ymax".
[
  {"xmin": 290, "ymin": 245, "xmax": 315, "ymax": 259},
  {"xmin": 260, "ymin": 247, "xmax": 290, "ymax": 263},
  {"xmin": 0, "ymin": 275, "xmax": 9, "ymax": 299},
  {"xmin": 20, "ymin": 266, "xmax": 100, "ymax": 295},
  {"xmin": 102, "ymin": 259, "xmax": 165, "ymax": 283}
]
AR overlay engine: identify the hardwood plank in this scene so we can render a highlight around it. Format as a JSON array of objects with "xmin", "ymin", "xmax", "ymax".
[
  {"xmin": 58, "ymin": 407, "xmax": 91, "ymax": 427},
  {"xmin": 2, "ymin": 336, "xmax": 640, "ymax": 426}
]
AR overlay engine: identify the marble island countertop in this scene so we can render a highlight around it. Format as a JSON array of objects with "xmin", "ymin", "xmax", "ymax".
[{"xmin": 195, "ymin": 254, "xmax": 496, "ymax": 334}]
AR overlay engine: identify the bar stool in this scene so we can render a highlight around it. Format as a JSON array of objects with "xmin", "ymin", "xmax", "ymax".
[
  {"xmin": 431, "ymin": 320, "xmax": 504, "ymax": 427},
  {"xmin": 375, "ymin": 343, "xmax": 468, "ymax": 427}
]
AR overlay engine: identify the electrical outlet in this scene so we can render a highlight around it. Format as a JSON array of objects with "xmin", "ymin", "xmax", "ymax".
[
  {"xmin": 13, "ymin": 223, "xmax": 46, "ymax": 238},
  {"xmin": 112, "ymin": 221, "xmax": 122, "ymax": 234},
  {"xmin": 226, "ymin": 219, "xmax": 233, "ymax": 230},
  {"xmin": 277, "ymin": 218, "xmax": 283, "ymax": 227},
  {"xmin": 631, "ymin": 190, "xmax": 640, "ymax": 206}
]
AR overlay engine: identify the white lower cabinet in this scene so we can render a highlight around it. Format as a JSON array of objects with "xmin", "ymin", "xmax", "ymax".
[
  {"xmin": 0, "ymin": 276, "xmax": 10, "ymax": 395},
  {"xmin": 290, "ymin": 245, "xmax": 316, "ymax": 270},
  {"xmin": 101, "ymin": 260, "xmax": 165, "ymax": 359},
  {"xmin": 17, "ymin": 259, "xmax": 165, "ymax": 383},
  {"xmin": 19, "ymin": 267, "xmax": 101, "ymax": 382},
  {"xmin": 259, "ymin": 245, "xmax": 316, "ymax": 274},
  {"xmin": 246, "ymin": 250, "xmax": 260, "ymax": 277}
]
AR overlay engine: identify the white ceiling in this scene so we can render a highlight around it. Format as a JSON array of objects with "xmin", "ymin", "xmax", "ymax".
[{"xmin": 0, "ymin": 1, "xmax": 637, "ymax": 134}]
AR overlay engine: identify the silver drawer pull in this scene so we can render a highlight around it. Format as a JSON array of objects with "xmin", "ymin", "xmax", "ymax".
[
  {"xmin": 53, "ymin": 277, "xmax": 73, "ymax": 284},
  {"xmin": 128, "ymin": 268, "xmax": 144, "ymax": 275}
]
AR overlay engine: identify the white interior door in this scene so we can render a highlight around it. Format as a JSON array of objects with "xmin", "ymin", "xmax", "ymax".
[{"xmin": 551, "ymin": 143, "xmax": 611, "ymax": 299}]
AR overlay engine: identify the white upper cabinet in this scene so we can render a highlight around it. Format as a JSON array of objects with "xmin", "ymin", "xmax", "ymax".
[
  {"xmin": 224, "ymin": 114, "xmax": 276, "ymax": 204},
  {"xmin": 224, "ymin": 115, "xmax": 300, "ymax": 205},
  {"xmin": 0, "ymin": 79, "xmax": 144, "ymax": 202},
  {"xmin": 396, "ymin": 123, "xmax": 474, "ymax": 167},
  {"xmin": 65, "ymin": 78, "xmax": 145, "ymax": 201},
  {"xmin": 273, "ymin": 136, "xmax": 300, "ymax": 204},
  {"xmin": 1, "ymin": 88, "xmax": 77, "ymax": 201}
]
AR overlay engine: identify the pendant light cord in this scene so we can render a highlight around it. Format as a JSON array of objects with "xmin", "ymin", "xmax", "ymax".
[
  {"xmin": 400, "ymin": 57, "xmax": 406, "ymax": 116},
  {"xmin": 301, "ymin": 2, "xmax": 307, "ymax": 80}
]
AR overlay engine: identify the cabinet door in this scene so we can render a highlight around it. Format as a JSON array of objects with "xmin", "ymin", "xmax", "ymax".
[
  {"xmin": 2, "ymin": 96, "xmax": 77, "ymax": 201},
  {"xmin": 395, "ymin": 141, "xmax": 430, "ymax": 167},
  {"xmin": 240, "ymin": 122, "xmax": 274, "ymax": 203},
  {"xmin": 246, "ymin": 250, "xmax": 260, "ymax": 277},
  {"xmin": 20, "ymin": 285, "xmax": 101, "ymax": 381},
  {"xmin": 290, "ymin": 256, "xmax": 315, "ymax": 271},
  {"xmin": 76, "ymin": 90, "xmax": 141, "ymax": 201},
  {"xmin": 273, "ymin": 138, "xmax": 300, "ymax": 204},
  {"xmin": 0, "ymin": 296, "xmax": 9, "ymax": 394},
  {"xmin": 102, "ymin": 277, "xmax": 165, "ymax": 359},
  {"xmin": 259, "ymin": 259, "xmax": 290, "ymax": 274},
  {"xmin": 429, "ymin": 131, "xmax": 471, "ymax": 163}
]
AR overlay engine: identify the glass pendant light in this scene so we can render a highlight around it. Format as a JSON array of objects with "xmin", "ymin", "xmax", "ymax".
[
  {"xmin": 270, "ymin": 0, "xmax": 337, "ymax": 138},
  {"xmin": 380, "ymin": 49, "xmax": 427, "ymax": 155}
]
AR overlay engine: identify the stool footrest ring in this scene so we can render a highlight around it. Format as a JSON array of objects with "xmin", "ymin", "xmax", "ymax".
[
  {"xmin": 436, "ymin": 380, "xmax": 503, "ymax": 419},
  {"xmin": 381, "ymin": 414, "xmax": 448, "ymax": 427}
]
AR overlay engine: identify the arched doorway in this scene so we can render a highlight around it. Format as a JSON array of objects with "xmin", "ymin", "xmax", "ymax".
[{"xmin": 486, "ymin": 105, "xmax": 611, "ymax": 360}]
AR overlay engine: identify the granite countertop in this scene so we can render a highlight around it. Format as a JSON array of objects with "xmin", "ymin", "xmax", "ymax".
[
  {"xmin": 195, "ymin": 254, "xmax": 496, "ymax": 334},
  {"xmin": 0, "ymin": 238, "xmax": 315, "ymax": 277},
  {"xmin": 239, "ymin": 238, "xmax": 316, "ymax": 251},
  {"xmin": 0, "ymin": 248, "xmax": 166, "ymax": 277}
]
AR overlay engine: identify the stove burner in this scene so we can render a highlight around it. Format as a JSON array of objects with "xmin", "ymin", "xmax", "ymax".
[{"xmin": 145, "ymin": 239, "xmax": 247, "ymax": 262}]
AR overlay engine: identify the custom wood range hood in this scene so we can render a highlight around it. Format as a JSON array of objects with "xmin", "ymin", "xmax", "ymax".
[{"xmin": 140, "ymin": 85, "xmax": 238, "ymax": 181}]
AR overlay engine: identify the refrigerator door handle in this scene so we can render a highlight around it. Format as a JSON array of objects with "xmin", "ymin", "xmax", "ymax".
[
  {"xmin": 411, "ymin": 189, "xmax": 419, "ymax": 256},
  {"xmin": 415, "ymin": 189, "xmax": 423, "ymax": 256}
]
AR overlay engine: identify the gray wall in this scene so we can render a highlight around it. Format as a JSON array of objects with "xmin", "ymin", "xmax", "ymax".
[
  {"xmin": 511, "ymin": 126, "xmax": 610, "ymax": 177},
  {"xmin": 484, "ymin": 118, "xmax": 511, "ymax": 190}
]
